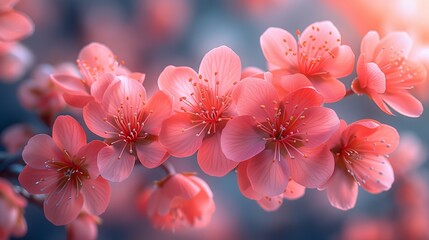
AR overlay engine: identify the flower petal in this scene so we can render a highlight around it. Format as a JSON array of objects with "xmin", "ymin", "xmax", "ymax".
[
  {"xmin": 142, "ymin": 90, "xmax": 173, "ymax": 135},
  {"xmin": 77, "ymin": 140, "xmax": 107, "ymax": 179},
  {"xmin": 18, "ymin": 166, "xmax": 57, "ymax": 194},
  {"xmin": 81, "ymin": 176, "xmax": 111, "ymax": 215},
  {"xmin": 283, "ymin": 179, "xmax": 306, "ymax": 200},
  {"xmin": 271, "ymin": 72, "xmax": 313, "ymax": 96},
  {"xmin": 197, "ymin": 131, "xmax": 238, "ymax": 177},
  {"xmin": 22, "ymin": 134, "xmax": 62, "ymax": 169},
  {"xmin": 97, "ymin": 145, "xmax": 135, "ymax": 182},
  {"xmin": 323, "ymin": 45, "xmax": 355, "ymax": 78},
  {"xmin": 159, "ymin": 113, "xmax": 204, "ymax": 158},
  {"xmin": 44, "ymin": 184, "xmax": 83, "ymax": 226},
  {"xmin": 300, "ymin": 21, "xmax": 342, "ymax": 59},
  {"xmin": 287, "ymin": 145, "xmax": 334, "ymax": 188},
  {"xmin": 382, "ymin": 91, "xmax": 423, "ymax": 118},
  {"xmin": 236, "ymin": 161, "xmax": 263, "ymax": 200},
  {"xmin": 0, "ymin": 11, "xmax": 34, "ymax": 42},
  {"xmin": 361, "ymin": 31, "xmax": 379, "ymax": 59},
  {"xmin": 260, "ymin": 27, "xmax": 297, "ymax": 69},
  {"xmin": 308, "ymin": 75, "xmax": 346, "ymax": 103},
  {"xmin": 90, "ymin": 73, "xmax": 116, "ymax": 103},
  {"xmin": 257, "ymin": 195, "xmax": 283, "ymax": 212},
  {"xmin": 358, "ymin": 62, "xmax": 386, "ymax": 93},
  {"xmin": 78, "ymin": 42, "xmax": 117, "ymax": 85},
  {"xmin": 247, "ymin": 150, "xmax": 290, "ymax": 196},
  {"xmin": 198, "ymin": 46, "xmax": 241, "ymax": 96},
  {"xmin": 325, "ymin": 164, "xmax": 358, "ymax": 210},
  {"xmin": 233, "ymin": 78, "xmax": 278, "ymax": 122},
  {"xmin": 0, "ymin": 0, "xmax": 18, "ymax": 11},
  {"xmin": 157, "ymin": 65, "xmax": 199, "ymax": 111},
  {"xmin": 136, "ymin": 140, "xmax": 169, "ymax": 168},
  {"xmin": 221, "ymin": 115, "xmax": 266, "ymax": 162},
  {"xmin": 83, "ymin": 101, "xmax": 116, "ymax": 138},
  {"xmin": 52, "ymin": 116, "xmax": 87, "ymax": 156},
  {"xmin": 374, "ymin": 32, "xmax": 412, "ymax": 65},
  {"xmin": 51, "ymin": 74, "xmax": 87, "ymax": 95}
]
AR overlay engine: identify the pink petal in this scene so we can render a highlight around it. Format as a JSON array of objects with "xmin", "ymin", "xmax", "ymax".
[
  {"xmin": 0, "ymin": 11, "xmax": 34, "ymax": 42},
  {"xmin": 62, "ymin": 93, "xmax": 94, "ymax": 108},
  {"xmin": 233, "ymin": 78, "xmax": 278, "ymax": 122},
  {"xmin": 221, "ymin": 115, "xmax": 266, "ymax": 162},
  {"xmin": 283, "ymin": 87, "xmax": 324, "ymax": 114},
  {"xmin": 236, "ymin": 161, "xmax": 263, "ymax": 200},
  {"xmin": 159, "ymin": 113, "xmax": 205, "ymax": 158},
  {"xmin": 295, "ymin": 106, "xmax": 340, "ymax": 147},
  {"xmin": 83, "ymin": 101, "xmax": 116, "ymax": 138},
  {"xmin": 308, "ymin": 75, "xmax": 346, "ymax": 103},
  {"xmin": 369, "ymin": 93, "xmax": 394, "ymax": 115},
  {"xmin": 241, "ymin": 66, "xmax": 264, "ymax": 79},
  {"xmin": 257, "ymin": 195, "xmax": 283, "ymax": 212},
  {"xmin": 350, "ymin": 121, "xmax": 399, "ymax": 155},
  {"xmin": 52, "ymin": 116, "xmax": 86, "ymax": 156},
  {"xmin": 157, "ymin": 65, "xmax": 199, "ymax": 111},
  {"xmin": 51, "ymin": 74, "xmax": 87, "ymax": 95},
  {"xmin": 128, "ymin": 72, "xmax": 146, "ymax": 83},
  {"xmin": 360, "ymin": 31, "xmax": 379, "ymax": 59},
  {"xmin": 97, "ymin": 145, "xmax": 136, "ymax": 182},
  {"xmin": 283, "ymin": 179, "xmax": 306, "ymax": 200},
  {"xmin": 382, "ymin": 91, "xmax": 423, "ymax": 117},
  {"xmin": 198, "ymin": 46, "xmax": 241, "ymax": 96},
  {"xmin": 271, "ymin": 72, "xmax": 313, "ymax": 96},
  {"xmin": 260, "ymin": 27, "xmax": 297, "ymax": 69},
  {"xmin": 323, "ymin": 45, "xmax": 355, "ymax": 78},
  {"xmin": 103, "ymin": 76, "xmax": 147, "ymax": 116},
  {"xmin": 135, "ymin": 140, "xmax": 169, "ymax": 168},
  {"xmin": 325, "ymin": 164, "xmax": 358, "ymax": 210},
  {"xmin": 197, "ymin": 131, "xmax": 238, "ymax": 177},
  {"xmin": 375, "ymin": 32, "xmax": 412, "ymax": 65},
  {"xmin": 81, "ymin": 176, "xmax": 111, "ymax": 215},
  {"xmin": 247, "ymin": 150, "xmax": 290, "ymax": 196},
  {"xmin": 0, "ymin": 0, "xmax": 18, "ymax": 11},
  {"xmin": 18, "ymin": 166, "xmax": 57, "ymax": 194},
  {"xmin": 358, "ymin": 62, "xmax": 386, "ymax": 93},
  {"xmin": 22, "ymin": 134, "xmax": 62, "ymax": 169},
  {"xmin": 301, "ymin": 21, "xmax": 342, "ymax": 54},
  {"xmin": 44, "ymin": 184, "xmax": 83, "ymax": 226},
  {"xmin": 348, "ymin": 155, "xmax": 394, "ymax": 194},
  {"xmin": 77, "ymin": 140, "xmax": 107, "ymax": 179},
  {"xmin": 142, "ymin": 90, "xmax": 173, "ymax": 135},
  {"xmin": 287, "ymin": 145, "xmax": 334, "ymax": 188},
  {"xmin": 90, "ymin": 73, "xmax": 115, "ymax": 103},
  {"xmin": 78, "ymin": 42, "xmax": 117, "ymax": 84}
]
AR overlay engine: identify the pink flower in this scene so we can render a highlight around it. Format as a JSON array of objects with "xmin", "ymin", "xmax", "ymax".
[
  {"xmin": 221, "ymin": 77, "xmax": 339, "ymax": 196},
  {"xmin": 18, "ymin": 115, "xmax": 111, "ymax": 225},
  {"xmin": 52, "ymin": 42, "xmax": 144, "ymax": 108},
  {"xmin": 236, "ymin": 160, "xmax": 305, "ymax": 212},
  {"xmin": 260, "ymin": 21, "xmax": 355, "ymax": 102},
  {"xmin": 0, "ymin": 178, "xmax": 27, "ymax": 239},
  {"xmin": 83, "ymin": 76, "xmax": 173, "ymax": 182},
  {"xmin": 158, "ymin": 46, "xmax": 241, "ymax": 177},
  {"xmin": 322, "ymin": 119, "xmax": 399, "ymax": 210},
  {"xmin": 352, "ymin": 31, "xmax": 427, "ymax": 117},
  {"xmin": 0, "ymin": 123, "xmax": 34, "ymax": 154},
  {"xmin": 66, "ymin": 212, "xmax": 100, "ymax": 240},
  {"xmin": 0, "ymin": 0, "xmax": 34, "ymax": 42},
  {"xmin": 390, "ymin": 132, "xmax": 426, "ymax": 178},
  {"xmin": 0, "ymin": 42, "xmax": 32, "ymax": 82},
  {"xmin": 138, "ymin": 173, "xmax": 215, "ymax": 231}
]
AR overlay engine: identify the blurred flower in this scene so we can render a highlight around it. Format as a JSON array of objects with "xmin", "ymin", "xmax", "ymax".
[
  {"xmin": 18, "ymin": 115, "xmax": 110, "ymax": 225},
  {"xmin": 158, "ymin": 46, "xmax": 241, "ymax": 177},
  {"xmin": 0, "ymin": 0, "xmax": 34, "ymax": 42},
  {"xmin": 0, "ymin": 177, "xmax": 27, "ymax": 240},
  {"xmin": 260, "ymin": 21, "xmax": 355, "ymax": 102},
  {"xmin": 0, "ymin": 42, "xmax": 32, "ymax": 82},
  {"xmin": 84, "ymin": 77, "xmax": 172, "ymax": 182},
  {"xmin": 340, "ymin": 216, "xmax": 394, "ymax": 240},
  {"xmin": 66, "ymin": 212, "xmax": 100, "ymax": 240},
  {"xmin": 138, "ymin": 173, "xmax": 215, "ymax": 231},
  {"xmin": 222, "ymin": 77, "xmax": 338, "ymax": 196},
  {"xmin": 352, "ymin": 31, "xmax": 427, "ymax": 117},
  {"xmin": 322, "ymin": 119, "xmax": 399, "ymax": 210},
  {"xmin": 0, "ymin": 123, "xmax": 34, "ymax": 154}
]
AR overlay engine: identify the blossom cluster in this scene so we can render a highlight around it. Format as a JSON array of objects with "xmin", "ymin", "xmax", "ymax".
[{"xmin": 0, "ymin": 2, "xmax": 427, "ymax": 238}]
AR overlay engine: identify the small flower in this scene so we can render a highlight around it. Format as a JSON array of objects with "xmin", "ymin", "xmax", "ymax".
[
  {"xmin": 221, "ymin": 77, "xmax": 339, "ymax": 196},
  {"xmin": 0, "ymin": 0, "xmax": 34, "ymax": 42},
  {"xmin": 158, "ymin": 46, "xmax": 241, "ymax": 176},
  {"xmin": 0, "ymin": 178, "xmax": 27, "ymax": 239},
  {"xmin": 322, "ymin": 119, "xmax": 399, "ymax": 210},
  {"xmin": 138, "ymin": 173, "xmax": 215, "ymax": 231},
  {"xmin": 352, "ymin": 31, "xmax": 427, "ymax": 117},
  {"xmin": 0, "ymin": 42, "xmax": 33, "ymax": 82},
  {"xmin": 260, "ymin": 21, "xmax": 355, "ymax": 102},
  {"xmin": 66, "ymin": 211, "xmax": 100, "ymax": 240},
  {"xmin": 0, "ymin": 123, "xmax": 34, "ymax": 154},
  {"xmin": 18, "ymin": 115, "xmax": 111, "ymax": 225},
  {"xmin": 83, "ymin": 76, "xmax": 173, "ymax": 182}
]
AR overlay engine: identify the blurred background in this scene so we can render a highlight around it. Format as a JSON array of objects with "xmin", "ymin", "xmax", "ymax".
[{"xmin": 1, "ymin": 0, "xmax": 429, "ymax": 239}]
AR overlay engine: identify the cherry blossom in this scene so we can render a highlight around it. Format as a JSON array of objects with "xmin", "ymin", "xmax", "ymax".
[
  {"xmin": 0, "ymin": 123, "xmax": 34, "ymax": 154},
  {"xmin": 18, "ymin": 115, "xmax": 111, "ymax": 225},
  {"xmin": 138, "ymin": 173, "xmax": 215, "ymax": 231},
  {"xmin": 0, "ymin": 178, "xmax": 27, "ymax": 240},
  {"xmin": 260, "ymin": 21, "xmax": 355, "ymax": 102},
  {"xmin": 0, "ymin": 42, "xmax": 33, "ymax": 82},
  {"xmin": 352, "ymin": 31, "xmax": 427, "ymax": 117},
  {"xmin": 0, "ymin": 0, "xmax": 34, "ymax": 42},
  {"xmin": 66, "ymin": 211, "xmax": 100, "ymax": 240},
  {"xmin": 221, "ymin": 77, "xmax": 339, "ymax": 196},
  {"xmin": 322, "ymin": 119, "xmax": 399, "ymax": 210},
  {"xmin": 84, "ymin": 76, "xmax": 173, "ymax": 182},
  {"xmin": 158, "ymin": 46, "xmax": 241, "ymax": 176}
]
